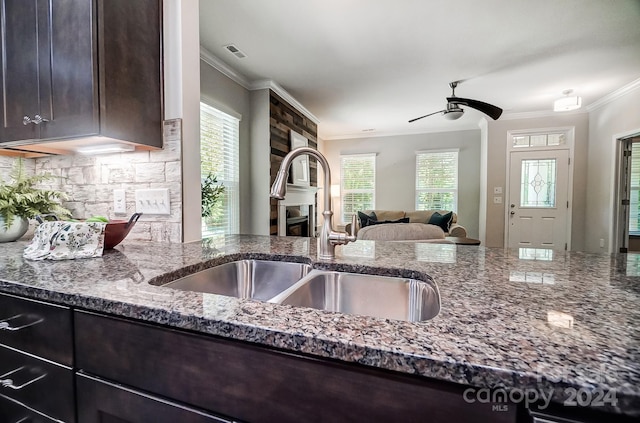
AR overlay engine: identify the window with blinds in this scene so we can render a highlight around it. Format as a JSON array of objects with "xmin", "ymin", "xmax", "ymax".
[
  {"xmin": 200, "ymin": 102, "xmax": 239, "ymax": 237},
  {"xmin": 415, "ymin": 150, "xmax": 458, "ymax": 211},
  {"xmin": 340, "ymin": 154, "xmax": 376, "ymax": 224},
  {"xmin": 629, "ymin": 142, "xmax": 640, "ymax": 234}
]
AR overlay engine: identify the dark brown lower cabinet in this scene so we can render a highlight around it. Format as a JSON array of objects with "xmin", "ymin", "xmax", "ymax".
[
  {"xmin": 76, "ymin": 373, "xmax": 232, "ymax": 423},
  {"xmin": 0, "ymin": 344, "xmax": 75, "ymax": 422},
  {"xmin": 74, "ymin": 310, "xmax": 516, "ymax": 423},
  {"xmin": 0, "ymin": 394, "xmax": 61, "ymax": 423}
]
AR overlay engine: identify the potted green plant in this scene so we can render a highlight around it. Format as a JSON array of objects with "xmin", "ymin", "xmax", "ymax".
[
  {"xmin": 0, "ymin": 158, "xmax": 71, "ymax": 242},
  {"xmin": 201, "ymin": 172, "xmax": 225, "ymax": 227}
]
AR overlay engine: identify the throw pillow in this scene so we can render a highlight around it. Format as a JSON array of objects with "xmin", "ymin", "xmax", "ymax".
[
  {"xmin": 428, "ymin": 211, "xmax": 453, "ymax": 233},
  {"xmin": 357, "ymin": 211, "xmax": 377, "ymax": 228},
  {"xmin": 368, "ymin": 217, "xmax": 410, "ymax": 226}
]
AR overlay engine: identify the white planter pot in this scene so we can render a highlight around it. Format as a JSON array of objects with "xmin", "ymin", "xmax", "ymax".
[{"xmin": 0, "ymin": 216, "xmax": 29, "ymax": 242}]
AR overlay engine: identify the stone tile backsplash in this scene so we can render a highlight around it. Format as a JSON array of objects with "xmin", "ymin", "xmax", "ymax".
[{"xmin": 1, "ymin": 120, "xmax": 183, "ymax": 243}]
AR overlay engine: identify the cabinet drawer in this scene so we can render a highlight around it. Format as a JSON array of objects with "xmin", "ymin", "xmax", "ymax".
[
  {"xmin": 0, "ymin": 345, "xmax": 75, "ymax": 422},
  {"xmin": 0, "ymin": 292, "xmax": 73, "ymax": 366},
  {"xmin": 75, "ymin": 311, "xmax": 515, "ymax": 423},
  {"xmin": 0, "ymin": 395, "xmax": 61, "ymax": 423},
  {"xmin": 76, "ymin": 372, "xmax": 232, "ymax": 423}
]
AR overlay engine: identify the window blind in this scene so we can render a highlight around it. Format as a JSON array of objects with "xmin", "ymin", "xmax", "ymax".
[
  {"xmin": 629, "ymin": 143, "xmax": 640, "ymax": 234},
  {"xmin": 200, "ymin": 102, "xmax": 240, "ymax": 236},
  {"xmin": 415, "ymin": 150, "xmax": 458, "ymax": 211},
  {"xmin": 340, "ymin": 154, "xmax": 376, "ymax": 224}
]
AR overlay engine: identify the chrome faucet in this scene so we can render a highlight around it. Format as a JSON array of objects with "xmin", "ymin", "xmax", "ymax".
[{"xmin": 270, "ymin": 147, "xmax": 357, "ymax": 260}]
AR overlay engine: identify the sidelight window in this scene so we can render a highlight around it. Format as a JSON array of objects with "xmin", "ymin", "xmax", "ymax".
[{"xmin": 200, "ymin": 102, "xmax": 240, "ymax": 236}]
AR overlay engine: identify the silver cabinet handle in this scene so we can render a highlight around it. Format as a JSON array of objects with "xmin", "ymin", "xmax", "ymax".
[
  {"xmin": 22, "ymin": 116, "xmax": 33, "ymax": 125},
  {"xmin": 32, "ymin": 115, "xmax": 49, "ymax": 124},
  {"xmin": 0, "ymin": 366, "xmax": 47, "ymax": 390},
  {"xmin": 0, "ymin": 314, "xmax": 44, "ymax": 331}
]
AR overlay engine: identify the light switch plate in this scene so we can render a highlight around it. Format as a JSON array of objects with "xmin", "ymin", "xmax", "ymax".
[
  {"xmin": 135, "ymin": 188, "xmax": 171, "ymax": 215},
  {"xmin": 493, "ymin": 196, "xmax": 503, "ymax": 204},
  {"xmin": 113, "ymin": 189, "xmax": 126, "ymax": 214},
  {"xmin": 493, "ymin": 186, "xmax": 503, "ymax": 194}
]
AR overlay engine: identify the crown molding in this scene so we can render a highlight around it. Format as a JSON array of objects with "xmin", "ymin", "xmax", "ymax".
[
  {"xmin": 322, "ymin": 123, "xmax": 480, "ymax": 141},
  {"xmin": 586, "ymin": 77, "xmax": 640, "ymax": 112},
  {"xmin": 199, "ymin": 46, "xmax": 251, "ymax": 89},
  {"xmin": 251, "ymin": 79, "xmax": 320, "ymax": 124},
  {"xmin": 199, "ymin": 47, "xmax": 319, "ymax": 124},
  {"xmin": 500, "ymin": 109, "xmax": 588, "ymax": 121}
]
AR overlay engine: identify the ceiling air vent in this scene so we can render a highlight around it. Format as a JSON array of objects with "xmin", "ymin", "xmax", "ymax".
[{"xmin": 224, "ymin": 44, "xmax": 247, "ymax": 59}]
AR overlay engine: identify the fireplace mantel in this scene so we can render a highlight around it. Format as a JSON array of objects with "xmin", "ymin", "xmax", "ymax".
[{"xmin": 277, "ymin": 185, "xmax": 318, "ymax": 236}]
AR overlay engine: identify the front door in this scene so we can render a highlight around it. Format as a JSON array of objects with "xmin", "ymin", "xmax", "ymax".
[{"xmin": 507, "ymin": 149, "xmax": 570, "ymax": 249}]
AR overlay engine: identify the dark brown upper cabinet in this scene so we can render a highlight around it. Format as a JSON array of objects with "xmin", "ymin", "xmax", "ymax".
[{"xmin": 0, "ymin": 0, "xmax": 163, "ymax": 152}]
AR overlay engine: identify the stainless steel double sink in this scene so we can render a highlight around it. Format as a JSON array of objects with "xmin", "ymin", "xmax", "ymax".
[{"xmin": 153, "ymin": 260, "xmax": 440, "ymax": 322}]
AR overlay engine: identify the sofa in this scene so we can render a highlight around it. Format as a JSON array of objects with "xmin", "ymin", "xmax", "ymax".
[{"xmin": 346, "ymin": 209, "xmax": 467, "ymax": 241}]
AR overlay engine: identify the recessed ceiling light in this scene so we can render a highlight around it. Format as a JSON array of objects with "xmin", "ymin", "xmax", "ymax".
[{"xmin": 224, "ymin": 44, "xmax": 247, "ymax": 59}]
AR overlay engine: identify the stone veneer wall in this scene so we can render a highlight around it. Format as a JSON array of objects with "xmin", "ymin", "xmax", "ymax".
[{"xmin": 0, "ymin": 121, "xmax": 183, "ymax": 243}]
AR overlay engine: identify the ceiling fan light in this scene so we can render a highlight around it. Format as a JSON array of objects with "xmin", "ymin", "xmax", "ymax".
[
  {"xmin": 553, "ymin": 95, "xmax": 582, "ymax": 112},
  {"xmin": 443, "ymin": 110, "xmax": 464, "ymax": 120}
]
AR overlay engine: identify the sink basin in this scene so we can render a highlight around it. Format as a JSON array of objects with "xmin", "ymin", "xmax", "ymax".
[
  {"xmin": 272, "ymin": 270, "xmax": 440, "ymax": 322},
  {"xmin": 158, "ymin": 260, "xmax": 311, "ymax": 301}
]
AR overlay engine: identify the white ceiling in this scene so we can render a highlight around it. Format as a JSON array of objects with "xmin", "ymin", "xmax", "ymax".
[{"xmin": 199, "ymin": 0, "xmax": 640, "ymax": 140}]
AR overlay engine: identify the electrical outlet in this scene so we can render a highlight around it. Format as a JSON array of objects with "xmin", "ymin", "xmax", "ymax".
[
  {"xmin": 113, "ymin": 189, "xmax": 126, "ymax": 214},
  {"xmin": 135, "ymin": 188, "xmax": 170, "ymax": 215}
]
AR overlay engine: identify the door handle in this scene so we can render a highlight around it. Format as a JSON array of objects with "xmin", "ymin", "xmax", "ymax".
[{"xmin": 32, "ymin": 115, "xmax": 49, "ymax": 124}]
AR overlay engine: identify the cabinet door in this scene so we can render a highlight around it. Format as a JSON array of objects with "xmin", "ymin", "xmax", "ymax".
[
  {"xmin": 97, "ymin": 0, "xmax": 163, "ymax": 148},
  {"xmin": 40, "ymin": 0, "xmax": 99, "ymax": 140},
  {"xmin": 0, "ymin": 292, "xmax": 74, "ymax": 366},
  {"xmin": 0, "ymin": 0, "xmax": 41, "ymax": 143},
  {"xmin": 0, "ymin": 344, "xmax": 75, "ymax": 422},
  {"xmin": 0, "ymin": 395, "xmax": 60, "ymax": 423},
  {"xmin": 76, "ymin": 372, "xmax": 232, "ymax": 423},
  {"xmin": 0, "ymin": 0, "xmax": 98, "ymax": 144}
]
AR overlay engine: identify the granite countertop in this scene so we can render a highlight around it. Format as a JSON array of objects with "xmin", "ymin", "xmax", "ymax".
[{"xmin": 0, "ymin": 235, "xmax": 638, "ymax": 417}]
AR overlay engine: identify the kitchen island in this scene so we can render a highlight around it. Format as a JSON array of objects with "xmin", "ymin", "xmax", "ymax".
[{"xmin": 0, "ymin": 235, "xmax": 638, "ymax": 422}]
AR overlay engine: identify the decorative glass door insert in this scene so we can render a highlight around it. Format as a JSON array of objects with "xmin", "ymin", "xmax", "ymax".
[{"xmin": 520, "ymin": 159, "xmax": 557, "ymax": 208}]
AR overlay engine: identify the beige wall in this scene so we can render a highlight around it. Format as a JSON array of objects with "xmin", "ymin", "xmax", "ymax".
[
  {"xmin": 163, "ymin": 0, "xmax": 201, "ymax": 242},
  {"xmin": 483, "ymin": 113, "xmax": 589, "ymax": 250},
  {"xmin": 249, "ymin": 89, "xmax": 271, "ymax": 235},
  {"xmin": 200, "ymin": 60, "xmax": 253, "ymax": 234},
  {"xmin": 586, "ymin": 87, "xmax": 640, "ymax": 253},
  {"xmin": 321, "ymin": 130, "xmax": 481, "ymax": 238}
]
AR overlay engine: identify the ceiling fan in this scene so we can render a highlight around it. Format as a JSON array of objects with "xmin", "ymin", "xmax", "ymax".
[{"xmin": 408, "ymin": 81, "xmax": 503, "ymax": 123}]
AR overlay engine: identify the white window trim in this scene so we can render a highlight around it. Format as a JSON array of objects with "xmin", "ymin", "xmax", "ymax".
[
  {"xmin": 415, "ymin": 149, "xmax": 459, "ymax": 211},
  {"xmin": 340, "ymin": 153, "xmax": 377, "ymax": 224},
  {"xmin": 200, "ymin": 101, "xmax": 240, "ymax": 237}
]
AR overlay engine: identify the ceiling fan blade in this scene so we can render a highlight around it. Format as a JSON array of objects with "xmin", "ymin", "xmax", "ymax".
[
  {"xmin": 408, "ymin": 110, "xmax": 446, "ymax": 123},
  {"xmin": 447, "ymin": 97, "xmax": 503, "ymax": 120}
]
